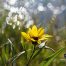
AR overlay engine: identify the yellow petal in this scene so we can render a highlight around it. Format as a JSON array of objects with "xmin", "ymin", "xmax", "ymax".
[
  {"xmin": 37, "ymin": 40, "xmax": 41, "ymax": 44},
  {"xmin": 39, "ymin": 34, "xmax": 52, "ymax": 40},
  {"xmin": 43, "ymin": 34, "xmax": 52, "ymax": 38},
  {"xmin": 27, "ymin": 28, "xmax": 32, "ymax": 37},
  {"xmin": 38, "ymin": 28, "xmax": 44, "ymax": 37},
  {"xmin": 38, "ymin": 28, "xmax": 42, "ymax": 33},
  {"xmin": 31, "ymin": 38, "xmax": 36, "ymax": 42},
  {"xmin": 21, "ymin": 32, "xmax": 30, "ymax": 41},
  {"xmin": 31, "ymin": 25, "xmax": 38, "ymax": 37}
]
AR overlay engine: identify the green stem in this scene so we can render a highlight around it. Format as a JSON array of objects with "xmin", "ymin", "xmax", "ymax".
[{"xmin": 26, "ymin": 45, "xmax": 35, "ymax": 66}]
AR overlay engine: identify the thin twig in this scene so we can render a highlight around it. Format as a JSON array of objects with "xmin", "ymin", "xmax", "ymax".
[{"xmin": 45, "ymin": 46, "xmax": 55, "ymax": 52}]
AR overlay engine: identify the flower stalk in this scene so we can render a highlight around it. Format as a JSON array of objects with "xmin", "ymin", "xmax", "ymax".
[{"xmin": 26, "ymin": 45, "xmax": 36, "ymax": 66}]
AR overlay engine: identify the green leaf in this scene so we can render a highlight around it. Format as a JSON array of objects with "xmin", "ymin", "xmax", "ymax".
[
  {"xmin": 40, "ymin": 47, "xmax": 65, "ymax": 66},
  {"xmin": 31, "ymin": 48, "xmax": 43, "ymax": 60},
  {"xmin": 31, "ymin": 45, "xmax": 55, "ymax": 61},
  {"xmin": 7, "ymin": 51, "xmax": 25, "ymax": 63}
]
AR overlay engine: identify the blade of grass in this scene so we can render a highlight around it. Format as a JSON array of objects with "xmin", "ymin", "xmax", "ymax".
[{"xmin": 40, "ymin": 47, "xmax": 65, "ymax": 66}]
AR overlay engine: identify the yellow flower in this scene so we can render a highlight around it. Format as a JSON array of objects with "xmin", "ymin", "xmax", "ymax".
[{"xmin": 21, "ymin": 25, "xmax": 52, "ymax": 45}]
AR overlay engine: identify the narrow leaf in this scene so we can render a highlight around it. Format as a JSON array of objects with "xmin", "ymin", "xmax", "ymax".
[{"xmin": 40, "ymin": 47, "xmax": 65, "ymax": 66}]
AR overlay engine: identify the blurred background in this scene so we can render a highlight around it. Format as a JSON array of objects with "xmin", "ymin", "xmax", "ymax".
[{"xmin": 0, "ymin": 0, "xmax": 66, "ymax": 66}]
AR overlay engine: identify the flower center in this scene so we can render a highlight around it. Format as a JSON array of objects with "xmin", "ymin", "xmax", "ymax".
[
  {"xmin": 32, "ymin": 41, "xmax": 38, "ymax": 45},
  {"xmin": 32, "ymin": 37, "xmax": 38, "ymax": 40},
  {"xmin": 32, "ymin": 37, "xmax": 38, "ymax": 45}
]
